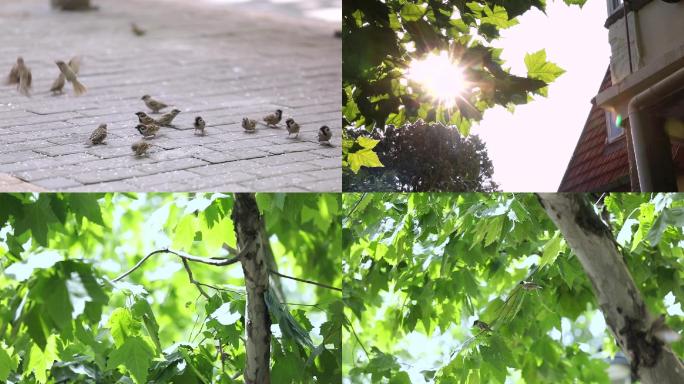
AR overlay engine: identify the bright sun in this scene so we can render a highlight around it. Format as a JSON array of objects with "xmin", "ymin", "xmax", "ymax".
[{"xmin": 405, "ymin": 51, "xmax": 465, "ymax": 108}]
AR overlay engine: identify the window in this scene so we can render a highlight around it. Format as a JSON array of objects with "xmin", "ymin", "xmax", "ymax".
[
  {"xmin": 607, "ymin": 0, "xmax": 624, "ymax": 15},
  {"xmin": 606, "ymin": 111, "xmax": 624, "ymax": 142}
]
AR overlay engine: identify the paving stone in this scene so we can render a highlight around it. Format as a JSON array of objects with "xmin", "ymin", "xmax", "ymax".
[{"xmin": 0, "ymin": 0, "xmax": 341, "ymax": 191}]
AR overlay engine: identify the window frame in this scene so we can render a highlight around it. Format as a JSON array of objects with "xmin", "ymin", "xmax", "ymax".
[
  {"xmin": 607, "ymin": 0, "xmax": 624, "ymax": 15},
  {"xmin": 605, "ymin": 110, "xmax": 625, "ymax": 143}
]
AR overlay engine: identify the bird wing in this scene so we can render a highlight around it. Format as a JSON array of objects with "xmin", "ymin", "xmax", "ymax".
[{"xmin": 68, "ymin": 57, "xmax": 81, "ymax": 75}]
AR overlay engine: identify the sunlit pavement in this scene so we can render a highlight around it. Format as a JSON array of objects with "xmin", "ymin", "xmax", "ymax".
[
  {"xmin": 0, "ymin": 0, "xmax": 341, "ymax": 192},
  {"xmin": 194, "ymin": 0, "xmax": 341, "ymax": 23}
]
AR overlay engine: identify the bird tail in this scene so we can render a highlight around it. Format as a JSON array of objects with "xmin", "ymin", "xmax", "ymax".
[
  {"xmin": 72, "ymin": 79, "xmax": 87, "ymax": 96},
  {"xmin": 18, "ymin": 79, "xmax": 30, "ymax": 97}
]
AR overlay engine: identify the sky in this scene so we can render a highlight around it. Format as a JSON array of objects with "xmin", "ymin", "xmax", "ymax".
[{"xmin": 471, "ymin": 0, "xmax": 612, "ymax": 192}]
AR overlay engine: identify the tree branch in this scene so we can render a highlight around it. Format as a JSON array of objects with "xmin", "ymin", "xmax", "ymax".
[
  {"xmin": 181, "ymin": 258, "xmax": 210, "ymax": 299},
  {"xmin": 537, "ymin": 193, "xmax": 684, "ymax": 384},
  {"xmin": 268, "ymin": 269, "xmax": 342, "ymax": 292},
  {"xmin": 113, "ymin": 248, "xmax": 242, "ymax": 282}
]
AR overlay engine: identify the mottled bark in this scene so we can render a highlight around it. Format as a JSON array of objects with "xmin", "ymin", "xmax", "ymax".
[
  {"xmin": 232, "ymin": 193, "xmax": 271, "ymax": 384},
  {"xmin": 538, "ymin": 194, "xmax": 684, "ymax": 384}
]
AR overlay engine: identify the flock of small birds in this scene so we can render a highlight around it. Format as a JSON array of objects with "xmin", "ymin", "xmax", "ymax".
[
  {"xmin": 4, "ymin": 52, "xmax": 335, "ymax": 159},
  {"xmin": 5, "ymin": 56, "xmax": 86, "ymax": 97}
]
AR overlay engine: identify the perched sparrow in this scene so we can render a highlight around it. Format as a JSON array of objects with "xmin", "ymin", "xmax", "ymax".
[
  {"xmin": 131, "ymin": 22, "xmax": 146, "ymax": 36},
  {"xmin": 51, "ymin": 56, "xmax": 81, "ymax": 95},
  {"xmin": 141, "ymin": 95, "xmax": 168, "ymax": 114},
  {"xmin": 88, "ymin": 124, "xmax": 107, "ymax": 145},
  {"xmin": 136, "ymin": 123, "xmax": 160, "ymax": 138},
  {"xmin": 242, "ymin": 117, "xmax": 257, "ymax": 132},
  {"xmin": 194, "ymin": 116, "xmax": 206, "ymax": 135},
  {"xmin": 135, "ymin": 111, "xmax": 157, "ymax": 126},
  {"xmin": 473, "ymin": 320, "xmax": 493, "ymax": 332},
  {"xmin": 263, "ymin": 109, "xmax": 283, "ymax": 127},
  {"xmin": 55, "ymin": 60, "xmax": 86, "ymax": 96},
  {"xmin": 318, "ymin": 125, "xmax": 332, "ymax": 145},
  {"xmin": 13, "ymin": 57, "xmax": 32, "ymax": 96},
  {"xmin": 520, "ymin": 281, "xmax": 543, "ymax": 291},
  {"xmin": 285, "ymin": 118, "xmax": 300, "ymax": 138},
  {"xmin": 156, "ymin": 109, "xmax": 181, "ymax": 127},
  {"xmin": 131, "ymin": 140, "xmax": 151, "ymax": 157},
  {"xmin": 6, "ymin": 56, "xmax": 23, "ymax": 85}
]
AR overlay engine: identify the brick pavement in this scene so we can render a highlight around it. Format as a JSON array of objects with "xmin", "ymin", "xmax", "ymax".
[{"xmin": 0, "ymin": 0, "xmax": 341, "ymax": 192}]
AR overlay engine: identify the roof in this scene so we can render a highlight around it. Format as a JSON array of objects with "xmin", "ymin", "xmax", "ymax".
[{"xmin": 558, "ymin": 68, "xmax": 631, "ymax": 192}]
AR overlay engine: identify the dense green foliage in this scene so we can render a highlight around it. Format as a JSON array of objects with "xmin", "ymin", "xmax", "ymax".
[
  {"xmin": 0, "ymin": 193, "xmax": 342, "ymax": 383},
  {"xmin": 344, "ymin": 120, "xmax": 498, "ymax": 192},
  {"xmin": 342, "ymin": 0, "xmax": 577, "ymax": 173},
  {"xmin": 343, "ymin": 193, "xmax": 684, "ymax": 383}
]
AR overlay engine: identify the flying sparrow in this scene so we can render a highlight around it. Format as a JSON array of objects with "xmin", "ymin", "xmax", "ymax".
[
  {"xmin": 263, "ymin": 109, "xmax": 282, "ymax": 127},
  {"xmin": 88, "ymin": 124, "xmax": 107, "ymax": 145},
  {"xmin": 194, "ymin": 116, "xmax": 206, "ymax": 135},
  {"xmin": 51, "ymin": 56, "xmax": 81, "ymax": 95},
  {"xmin": 135, "ymin": 111, "xmax": 157, "ymax": 126},
  {"xmin": 318, "ymin": 125, "xmax": 332, "ymax": 145},
  {"xmin": 520, "ymin": 281, "xmax": 543, "ymax": 291},
  {"xmin": 136, "ymin": 123, "xmax": 160, "ymax": 138},
  {"xmin": 156, "ymin": 109, "xmax": 181, "ymax": 127},
  {"xmin": 131, "ymin": 22, "xmax": 146, "ymax": 36},
  {"xmin": 55, "ymin": 60, "xmax": 86, "ymax": 96},
  {"xmin": 242, "ymin": 117, "xmax": 257, "ymax": 132},
  {"xmin": 473, "ymin": 320, "xmax": 493, "ymax": 332},
  {"xmin": 141, "ymin": 95, "xmax": 168, "ymax": 114},
  {"xmin": 132, "ymin": 140, "xmax": 151, "ymax": 157},
  {"xmin": 285, "ymin": 118, "xmax": 300, "ymax": 138}
]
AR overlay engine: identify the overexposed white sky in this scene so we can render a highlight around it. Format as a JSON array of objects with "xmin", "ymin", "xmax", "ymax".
[{"xmin": 471, "ymin": 0, "xmax": 611, "ymax": 192}]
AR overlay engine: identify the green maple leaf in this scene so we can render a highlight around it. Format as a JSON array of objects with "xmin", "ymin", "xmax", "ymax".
[
  {"xmin": 348, "ymin": 149, "xmax": 384, "ymax": 174},
  {"xmin": 107, "ymin": 308, "xmax": 141, "ymax": 347},
  {"xmin": 25, "ymin": 336, "xmax": 58, "ymax": 384},
  {"xmin": 107, "ymin": 336, "xmax": 154, "ymax": 384}
]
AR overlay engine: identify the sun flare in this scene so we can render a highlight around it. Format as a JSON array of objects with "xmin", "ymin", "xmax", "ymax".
[{"xmin": 405, "ymin": 51, "xmax": 465, "ymax": 108}]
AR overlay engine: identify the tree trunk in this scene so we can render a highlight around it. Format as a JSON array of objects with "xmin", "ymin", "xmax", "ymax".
[
  {"xmin": 537, "ymin": 194, "xmax": 684, "ymax": 383},
  {"xmin": 232, "ymin": 193, "xmax": 271, "ymax": 384}
]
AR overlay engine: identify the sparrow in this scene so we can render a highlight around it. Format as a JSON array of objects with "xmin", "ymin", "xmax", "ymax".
[
  {"xmin": 136, "ymin": 123, "xmax": 160, "ymax": 138},
  {"xmin": 132, "ymin": 140, "xmax": 151, "ymax": 157},
  {"xmin": 135, "ymin": 111, "xmax": 157, "ymax": 126},
  {"xmin": 6, "ymin": 57, "xmax": 24, "ymax": 85},
  {"xmin": 651, "ymin": 315, "xmax": 681, "ymax": 344},
  {"xmin": 263, "ymin": 109, "xmax": 282, "ymax": 127},
  {"xmin": 18, "ymin": 61, "xmax": 32, "ymax": 96},
  {"xmin": 473, "ymin": 320, "xmax": 493, "ymax": 332},
  {"xmin": 141, "ymin": 95, "xmax": 168, "ymax": 114},
  {"xmin": 51, "ymin": 56, "xmax": 81, "ymax": 95},
  {"xmin": 285, "ymin": 118, "xmax": 300, "ymax": 138},
  {"xmin": 88, "ymin": 124, "xmax": 107, "ymax": 145},
  {"xmin": 156, "ymin": 109, "xmax": 181, "ymax": 127},
  {"xmin": 520, "ymin": 281, "xmax": 543, "ymax": 291},
  {"xmin": 55, "ymin": 60, "xmax": 86, "ymax": 96},
  {"xmin": 318, "ymin": 125, "xmax": 332, "ymax": 145},
  {"xmin": 131, "ymin": 22, "xmax": 146, "ymax": 36},
  {"xmin": 10, "ymin": 57, "xmax": 32, "ymax": 96},
  {"xmin": 242, "ymin": 117, "xmax": 257, "ymax": 132},
  {"xmin": 194, "ymin": 116, "xmax": 206, "ymax": 135}
]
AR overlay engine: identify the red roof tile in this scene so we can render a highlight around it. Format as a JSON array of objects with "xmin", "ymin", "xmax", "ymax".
[{"xmin": 558, "ymin": 68, "xmax": 631, "ymax": 192}]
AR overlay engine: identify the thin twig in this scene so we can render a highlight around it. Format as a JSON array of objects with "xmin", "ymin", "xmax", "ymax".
[
  {"xmin": 344, "ymin": 193, "xmax": 367, "ymax": 223},
  {"xmin": 182, "ymin": 258, "xmax": 210, "ymax": 299},
  {"xmin": 348, "ymin": 320, "xmax": 370, "ymax": 359},
  {"xmin": 113, "ymin": 248, "xmax": 241, "ymax": 282},
  {"xmin": 268, "ymin": 269, "xmax": 342, "ymax": 292}
]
